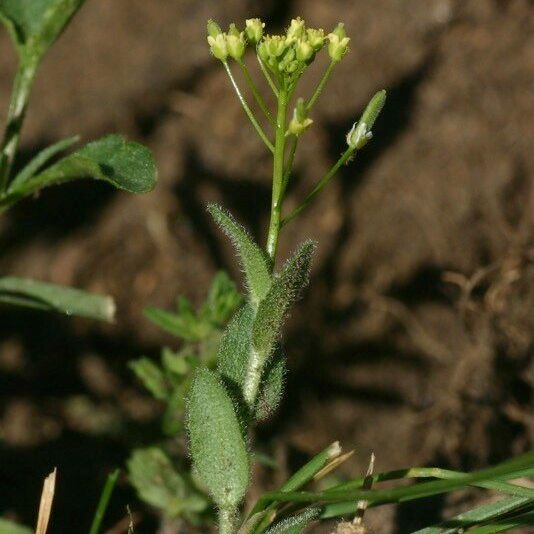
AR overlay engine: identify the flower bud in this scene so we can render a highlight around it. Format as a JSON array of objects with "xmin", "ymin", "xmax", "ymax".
[
  {"xmin": 306, "ymin": 28, "xmax": 325, "ymax": 50},
  {"xmin": 327, "ymin": 23, "xmax": 350, "ymax": 62},
  {"xmin": 287, "ymin": 17, "xmax": 306, "ymax": 41},
  {"xmin": 228, "ymin": 23, "xmax": 240, "ymax": 37},
  {"xmin": 288, "ymin": 98, "xmax": 313, "ymax": 136},
  {"xmin": 207, "ymin": 33, "xmax": 228, "ymax": 61},
  {"xmin": 245, "ymin": 18, "xmax": 265, "ymax": 44},
  {"xmin": 264, "ymin": 35, "xmax": 288, "ymax": 58},
  {"xmin": 296, "ymin": 39, "xmax": 314, "ymax": 62},
  {"xmin": 207, "ymin": 19, "xmax": 223, "ymax": 38},
  {"xmin": 346, "ymin": 121, "xmax": 372, "ymax": 149},
  {"xmin": 227, "ymin": 31, "xmax": 246, "ymax": 60}
]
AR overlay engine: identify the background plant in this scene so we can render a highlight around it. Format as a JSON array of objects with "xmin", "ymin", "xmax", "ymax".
[
  {"xmin": 125, "ymin": 16, "xmax": 534, "ymax": 534},
  {"xmin": 0, "ymin": 0, "xmax": 156, "ymax": 322}
]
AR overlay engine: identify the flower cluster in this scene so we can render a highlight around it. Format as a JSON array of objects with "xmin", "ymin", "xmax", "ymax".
[{"xmin": 207, "ymin": 17, "xmax": 350, "ymax": 85}]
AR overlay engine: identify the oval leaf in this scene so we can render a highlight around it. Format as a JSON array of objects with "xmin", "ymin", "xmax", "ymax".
[
  {"xmin": 1, "ymin": 135, "xmax": 157, "ymax": 210},
  {"xmin": 186, "ymin": 368, "xmax": 249, "ymax": 510}
]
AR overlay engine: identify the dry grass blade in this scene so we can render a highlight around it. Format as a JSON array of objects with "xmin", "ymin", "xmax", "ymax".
[
  {"xmin": 314, "ymin": 450, "xmax": 355, "ymax": 482},
  {"xmin": 35, "ymin": 468, "xmax": 57, "ymax": 534}
]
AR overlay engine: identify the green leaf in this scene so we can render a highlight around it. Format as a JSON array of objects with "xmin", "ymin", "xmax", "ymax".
[
  {"xmin": 0, "ymin": 276, "xmax": 115, "ymax": 321},
  {"xmin": 217, "ymin": 303, "xmax": 255, "ymax": 396},
  {"xmin": 1, "ymin": 135, "xmax": 157, "ymax": 211},
  {"xmin": 465, "ymin": 509, "xmax": 534, "ymax": 534},
  {"xmin": 265, "ymin": 506, "xmax": 321, "ymax": 534},
  {"xmin": 0, "ymin": 0, "xmax": 86, "ymax": 60},
  {"xmin": 237, "ymin": 512, "xmax": 270, "ymax": 534},
  {"xmin": 144, "ymin": 306, "xmax": 210, "ymax": 341},
  {"xmin": 9, "ymin": 135, "xmax": 79, "ymax": 190},
  {"xmin": 129, "ymin": 357, "xmax": 169, "ymax": 401},
  {"xmin": 127, "ymin": 448, "xmax": 208, "ymax": 519},
  {"xmin": 412, "ymin": 496, "xmax": 534, "ymax": 534},
  {"xmin": 207, "ymin": 204, "xmax": 271, "ymax": 306},
  {"xmin": 254, "ymin": 347, "xmax": 285, "ymax": 422},
  {"xmin": 0, "ymin": 519, "xmax": 33, "ymax": 534},
  {"xmin": 186, "ymin": 368, "xmax": 250, "ymax": 511},
  {"xmin": 252, "ymin": 240, "xmax": 315, "ymax": 362},
  {"xmin": 88, "ymin": 470, "xmax": 120, "ymax": 534},
  {"xmin": 203, "ymin": 271, "xmax": 243, "ymax": 326}
]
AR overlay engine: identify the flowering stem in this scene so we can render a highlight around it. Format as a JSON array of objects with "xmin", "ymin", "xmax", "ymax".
[
  {"xmin": 306, "ymin": 60, "xmax": 336, "ymax": 112},
  {"xmin": 282, "ymin": 135, "xmax": 298, "ymax": 195},
  {"xmin": 238, "ymin": 60, "xmax": 275, "ymax": 126},
  {"xmin": 266, "ymin": 88, "xmax": 289, "ymax": 264},
  {"xmin": 282, "ymin": 146, "xmax": 355, "ymax": 226},
  {"xmin": 257, "ymin": 53, "xmax": 279, "ymax": 97},
  {"xmin": 223, "ymin": 61, "xmax": 274, "ymax": 153}
]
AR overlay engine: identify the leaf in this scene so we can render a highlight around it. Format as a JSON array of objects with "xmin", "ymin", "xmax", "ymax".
[
  {"xmin": 254, "ymin": 347, "xmax": 286, "ymax": 422},
  {"xmin": 207, "ymin": 204, "xmax": 271, "ymax": 305},
  {"xmin": 127, "ymin": 448, "xmax": 207, "ymax": 519},
  {"xmin": 129, "ymin": 357, "xmax": 170, "ymax": 401},
  {"xmin": 186, "ymin": 368, "xmax": 250, "ymax": 510},
  {"xmin": 9, "ymin": 135, "xmax": 79, "ymax": 190},
  {"xmin": 144, "ymin": 307, "xmax": 207, "ymax": 341},
  {"xmin": 0, "ymin": 519, "xmax": 33, "ymax": 534},
  {"xmin": 412, "ymin": 496, "xmax": 533, "ymax": 534},
  {"xmin": 1, "ymin": 135, "xmax": 157, "ymax": 211},
  {"xmin": 0, "ymin": 276, "xmax": 115, "ymax": 321},
  {"xmin": 265, "ymin": 507, "xmax": 322, "ymax": 534},
  {"xmin": 465, "ymin": 509, "xmax": 534, "ymax": 534},
  {"xmin": 252, "ymin": 240, "xmax": 315, "ymax": 361},
  {"xmin": 203, "ymin": 271, "xmax": 243, "ymax": 326},
  {"xmin": 0, "ymin": 0, "xmax": 86, "ymax": 60},
  {"xmin": 217, "ymin": 303, "xmax": 255, "ymax": 396}
]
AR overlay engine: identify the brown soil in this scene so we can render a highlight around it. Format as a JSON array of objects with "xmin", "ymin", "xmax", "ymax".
[{"xmin": 0, "ymin": 0, "xmax": 532, "ymax": 532}]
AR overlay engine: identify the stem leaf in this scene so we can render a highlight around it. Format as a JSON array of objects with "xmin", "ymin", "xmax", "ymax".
[
  {"xmin": 1, "ymin": 135, "xmax": 157, "ymax": 211},
  {"xmin": 186, "ymin": 368, "xmax": 250, "ymax": 511},
  {"xmin": 265, "ymin": 506, "xmax": 322, "ymax": 534},
  {"xmin": 208, "ymin": 204, "xmax": 272, "ymax": 305}
]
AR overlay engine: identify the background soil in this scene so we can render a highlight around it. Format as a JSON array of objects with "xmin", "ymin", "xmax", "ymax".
[{"xmin": 0, "ymin": 0, "xmax": 532, "ymax": 532}]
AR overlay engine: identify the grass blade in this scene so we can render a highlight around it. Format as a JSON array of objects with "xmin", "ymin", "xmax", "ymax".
[{"xmin": 88, "ymin": 469, "xmax": 120, "ymax": 534}]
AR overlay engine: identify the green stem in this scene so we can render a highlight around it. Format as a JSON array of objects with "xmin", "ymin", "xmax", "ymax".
[
  {"xmin": 238, "ymin": 60, "xmax": 275, "ymax": 126},
  {"xmin": 282, "ymin": 146, "xmax": 355, "ymax": 226},
  {"xmin": 0, "ymin": 56, "xmax": 38, "ymax": 191},
  {"xmin": 266, "ymin": 89, "xmax": 289, "ymax": 263},
  {"xmin": 281, "ymin": 136, "xmax": 298, "ymax": 196},
  {"xmin": 306, "ymin": 60, "xmax": 336, "ymax": 112},
  {"xmin": 223, "ymin": 62, "xmax": 274, "ymax": 153},
  {"xmin": 88, "ymin": 470, "xmax": 120, "ymax": 534},
  {"xmin": 218, "ymin": 507, "xmax": 236, "ymax": 534},
  {"xmin": 257, "ymin": 53, "xmax": 279, "ymax": 97}
]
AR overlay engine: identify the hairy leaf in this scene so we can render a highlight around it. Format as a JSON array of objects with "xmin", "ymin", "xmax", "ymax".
[
  {"xmin": 186, "ymin": 368, "xmax": 249, "ymax": 510},
  {"xmin": 1, "ymin": 135, "xmax": 157, "ymax": 211},
  {"xmin": 208, "ymin": 204, "xmax": 271, "ymax": 305},
  {"xmin": 0, "ymin": 0, "xmax": 86, "ymax": 59},
  {"xmin": 254, "ymin": 347, "xmax": 286, "ymax": 422},
  {"xmin": 203, "ymin": 271, "xmax": 243, "ymax": 326},
  {"xmin": 127, "ymin": 448, "xmax": 207, "ymax": 519},
  {"xmin": 252, "ymin": 240, "xmax": 315, "ymax": 361},
  {"xmin": 265, "ymin": 507, "xmax": 322, "ymax": 533},
  {"xmin": 144, "ymin": 306, "xmax": 209, "ymax": 341},
  {"xmin": 0, "ymin": 276, "xmax": 115, "ymax": 321},
  {"xmin": 217, "ymin": 303, "xmax": 255, "ymax": 394}
]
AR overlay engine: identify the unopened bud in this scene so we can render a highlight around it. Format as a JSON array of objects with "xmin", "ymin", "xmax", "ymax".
[
  {"xmin": 288, "ymin": 98, "xmax": 313, "ymax": 136},
  {"xmin": 346, "ymin": 122, "xmax": 372, "ymax": 149},
  {"xmin": 306, "ymin": 28, "xmax": 325, "ymax": 50},
  {"xmin": 207, "ymin": 19, "xmax": 223, "ymax": 38},
  {"xmin": 287, "ymin": 17, "xmax": 306, "ymax": 41},
  {"xmin": 227, "ymin": 31, "xmax": 246, "ymax": 60},
  {"xmin": 207, "ymin": 33, "xmax": 228, "ymax": 61},
  {"xmin": 228, "ymin": 23, "xmax": 240, "ymax": 37},
  {"xmin": 245, "ymin": 18, "xmax": 265, "ymax": 44},
  {"xmin": 296, "ymin": 39, "xmax": 314, "ymax": 62},
  {"xmin": 328, "ymin": 23, "xmax": 350, "ymax": 62}
]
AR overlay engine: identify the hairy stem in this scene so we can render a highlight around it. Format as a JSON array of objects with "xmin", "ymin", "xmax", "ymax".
[
  {"xmin": 0, "ymin": 57, "xmax": 38, "ymax": 191},
  {"xmin": 223, "ymin": 62, "xmax": 274, "ymax": 153},
  {"xmin": 282, "ymin": 146, "xmax": 355, "ymax": 226},
  {"xmin": 238, "ymin": 60, "xmax": 275, "ymax": 126},
  {"xmin": 266, "ymin": 89, "xmax": 289, "ymax": 263},
  {"xmin": 243, "ymin": 348, "xmax": 262, "ymax": 409},
  {"xmin": 218, "ymin": 507, "xmax": 236, "ymax": 534}
]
